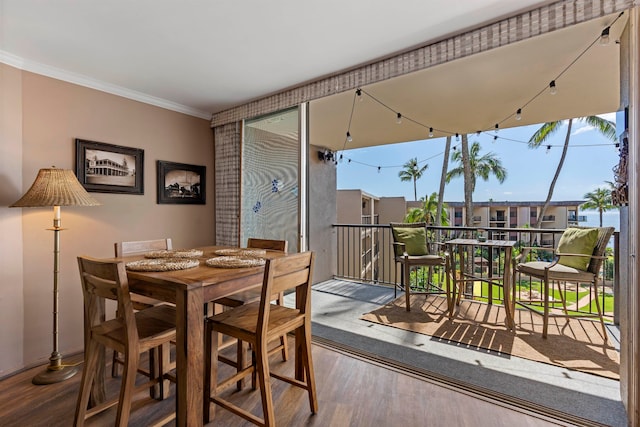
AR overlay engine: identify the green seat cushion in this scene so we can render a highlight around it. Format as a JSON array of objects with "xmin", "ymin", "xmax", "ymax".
[
  {"xmin": 392, "ymin": 226, "xmax": 428, "ymax": 256},
  {"xmin": 557, "ymin": 227, "xmax": 599, "ymax": 271}
]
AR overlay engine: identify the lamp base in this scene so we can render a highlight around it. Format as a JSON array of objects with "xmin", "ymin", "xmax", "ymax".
[{"xmin": 32, "ymin": 351, "xmax": 79, "ymax": 385}]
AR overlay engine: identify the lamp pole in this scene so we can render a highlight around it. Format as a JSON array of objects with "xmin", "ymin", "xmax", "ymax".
[{"xmin": 32, "ymin": 210, "xmax": 79, "ymax": 385}]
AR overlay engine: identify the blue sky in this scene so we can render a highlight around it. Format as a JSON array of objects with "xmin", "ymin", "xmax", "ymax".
[{"xmin": 337, "ymin": 112, "xmax": 620, "ymax": 204}]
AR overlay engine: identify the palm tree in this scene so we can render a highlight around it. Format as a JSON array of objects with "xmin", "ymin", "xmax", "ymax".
[
  {"xmin": 399, "ymin": 158, "xmax": 428, "ymax": 201},
  {"xmin": 446, "ymin": 139, "xmax": 507, "ymax": 226},
  {"xmin": 436, "ymin": 136, "xmax": 452, "ymax": 227},
  {"xmin": 581, "ymin": 186, "xmax": 615, "ymax": 227},
  {"xmin": 528, "ymin": 116, "xmax": 616, "ymax": 222},
  {"xmin": 404, "ymin": 192, "xmax": 448, "ymax": 225}
]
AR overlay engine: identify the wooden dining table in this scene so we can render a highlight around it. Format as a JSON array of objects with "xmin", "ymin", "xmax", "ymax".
[{"xmin": 108, "ymin": 245, "xmax": 290, "ymax": 426}]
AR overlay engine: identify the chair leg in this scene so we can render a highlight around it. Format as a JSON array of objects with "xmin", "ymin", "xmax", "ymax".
[
  {"xmin": 255, "ymin": 342, "xmax": 275, "ymax": 427},
  {"xmin": 276, "ymin": 294, "xmax": 289, "ymax": 362},
  {"xmin": 555, "ymin": 280, "xmax": 569, "ymax": 316},
  {"xmin": 592, "ymin": 278, "xmax": 609, "ymax": 343},
  {"xmin": 404, "ymin": 261, "xmax": 411, "ymax": 312},
  {"xmin": 302, "ymin": 322, "xmax": 318, "ymax": 414},
  {"xmin": 542, "ymin": 274, "xmax": 550, "ymax": 339},
  {"xmin": 203, "ymin": 321, "xmax": 217, "ymax": 424},
  {"xmin": 74, "ymin": 340, "xmax": 101, "ymax": 426},
  {"xmin": 115, "ymin": 352, "xmax": 137, "ymax": 427},
  {"xmin": 236, "ymin": 339, "xmax": 246, "ymax": 390},
  {"xmin": 111, "ymin": 350, "xmax": 120, "ymax": 377}
]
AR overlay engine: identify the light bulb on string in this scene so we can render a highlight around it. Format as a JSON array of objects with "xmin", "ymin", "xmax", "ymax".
[
  {"xmin": 377, "ymin": 166, "xmax": 381, "ymax": 173},
  {"xmin": 549, "ymin": 80, "xmax": 557, "ymax": 95},
  {"xmin": 339, "ymin": 153, "xmax": 343, "ymax": 163},
  {"xmin": 546, "ymin": 145, "xmax": 551, "ymax": 154},
  {"xmin": 396, "ymin": 113, "xmax": 402, "ymax": 124},
  {"xmin": 516, "ymin": 108, "xmax": 522, "ymax": 121},
  {"xmin": 455, "ymin": 133, "xmax": 459, "ymax": 142},
  {"xmin": 600, "ymin": 27, "xmax": 610, "ymax": 45},
  {"xmin": 494, "ymin": 123, "xmax": 499, "ymax": 134},
  {"xmin": 429, "ymin": 127, "xmax": 434, "ymax": 138},
  {"xmin": 493, "ymin": 135, "xmax": 498, "ymax": 141},
  {"xmin": 356, "ymin": 88, "xmax": 363, "ymax": 102},
  {"xmin": 346, "ymin": 131, "xmax": 353, "ymax": 142}
]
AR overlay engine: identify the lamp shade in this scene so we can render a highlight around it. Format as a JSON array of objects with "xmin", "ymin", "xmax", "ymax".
[{"xmin": 10, "ymin": 167, "xmax": 101, "ymax": 207}]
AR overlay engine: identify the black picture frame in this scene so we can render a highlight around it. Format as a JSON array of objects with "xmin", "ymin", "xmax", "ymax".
[
  {"xmin": 75, "ymin": 139, "xmax": 144, "ymax": 194},
  {"xmin": 157, "ymin": 160, "xmax": 206, "ymax": 204}
]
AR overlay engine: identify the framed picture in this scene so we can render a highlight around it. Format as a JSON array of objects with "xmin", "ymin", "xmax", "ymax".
[
  {"xmin": 157, "ymin": 160, "xmax": 206, "ymax": 204},
  {"xmin": 75, "ymin": 139, "xmax": 144, "ymax": 194}
]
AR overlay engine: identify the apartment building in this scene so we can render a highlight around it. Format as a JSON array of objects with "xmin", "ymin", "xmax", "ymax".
[{"xmin": 446, "ymin": 200, "xmax": 587, "ymax": 243}]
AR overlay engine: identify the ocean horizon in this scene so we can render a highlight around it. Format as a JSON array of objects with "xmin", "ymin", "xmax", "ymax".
[{"xmin": 582, "ymin": 210, "xmax": 620, "ymax": 231}]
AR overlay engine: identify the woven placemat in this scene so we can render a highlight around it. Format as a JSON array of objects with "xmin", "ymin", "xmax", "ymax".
[
  {"xmin": 126, "ymin": 258, "xmax": 200, "ymax": 272},
  {"xmin": 213, "ymin": 248, "xmax": 267, "ymax": 257},
  {"xmin": 205, "ymin": 256, "xmax": 266, "ymax": 268},
  {"xmin": 144, "ymin": 249, "xmax": 204, "ymax": 258}
]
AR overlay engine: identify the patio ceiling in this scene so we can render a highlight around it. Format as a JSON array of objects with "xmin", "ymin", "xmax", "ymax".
[{"xmin": 309, "ymin": 13, "xmax": 628, "ymax": 152}]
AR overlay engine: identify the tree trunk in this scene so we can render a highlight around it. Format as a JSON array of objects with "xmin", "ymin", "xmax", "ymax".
[
  {"xmin": 599, "ymin": 208, "xmax": 604, "ymax": 227},
  {"xmin": 461, "ymin": 134, "xmax": 474, "ymax": 230},
  {"xmin": 460, "ymin": 134, "xmax": 474, "ymax": 294},
  {"xmin": 413, "ymin": 177, "xmax": 418, "ymax": 201},
  {"xmin": 436, "ymin": 136, "xmax": 451, "ymax": 229},
  {"xmin": 538, "ymin": 119, "xmax": 573, "ymax": 224}
]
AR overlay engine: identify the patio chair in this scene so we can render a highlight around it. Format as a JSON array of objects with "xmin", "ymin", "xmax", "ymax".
[
  {"xmin": 390, "ymin": 222, "xmax": 452, "ymax": 313},
  {"xmin": 513, "ymin": 226, "xmax": 614, "ymax": 340}
]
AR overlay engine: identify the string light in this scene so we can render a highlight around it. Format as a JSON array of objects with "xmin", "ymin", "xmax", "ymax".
[
  {"xmin": 600, "ymin": 27, "xmax": 610, "ymax": 45},
  {"xmin": 546, "ymin": 145, "xmax": 551, "ymax": 154},
  {"xmin": 336, "ymin": 13, "xmax": 624, "ymax": 172}
]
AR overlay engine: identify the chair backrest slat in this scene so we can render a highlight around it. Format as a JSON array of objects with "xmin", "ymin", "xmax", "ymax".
[
  {"xmin": 247, "ymin": 238, "xmax": 288, "ymax": 253},
  {"xmin": 589, "ymin": 226, "xmax": 615, "ymax": 274},
  {"xmin": 77, "ymin": 256, "xmax": 136, "ymax": 335},
  {"xmin": 257, "ymin": 252, "xmax": 314, "ymax": 335},
  {"xmin": 115, "ymin": 238, "xmax": 173, "ymax": 257}
]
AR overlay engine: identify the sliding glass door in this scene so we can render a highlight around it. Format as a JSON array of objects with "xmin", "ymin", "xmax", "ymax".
[{"xmin": 241, "ymin": 107, "xmax": 304, "ymax": 252}]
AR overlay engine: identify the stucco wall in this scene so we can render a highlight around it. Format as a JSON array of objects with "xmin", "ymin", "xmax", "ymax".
[
  {"xmin": 1, "ymin": 64, "xmax": 214, "ymax": 376},
  {"xmin": 308, "ymin": 145, "xmax": 336, "ymax": 282}
]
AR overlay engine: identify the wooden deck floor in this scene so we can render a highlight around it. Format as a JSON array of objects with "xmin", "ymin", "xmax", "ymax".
[{"xmin": 0, "ymin": 337, "xmax": 576, "ymax": 427}]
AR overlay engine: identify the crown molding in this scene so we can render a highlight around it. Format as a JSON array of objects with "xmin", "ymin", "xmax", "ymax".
[{"xmin": 0, "ymin": 50, "xmax": 212, "ymax": 120}]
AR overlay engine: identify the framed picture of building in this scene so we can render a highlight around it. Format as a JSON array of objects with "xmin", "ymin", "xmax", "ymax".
[
  {"xmin": 157, "ymin": 160, "xmax": 206, "ymax": 204},
  {"xmin": 75, "ymin": 139, "xmax": 144, "ymax": 194}
]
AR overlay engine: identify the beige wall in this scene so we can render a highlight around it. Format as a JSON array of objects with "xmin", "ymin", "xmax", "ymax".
[
  {"xmin": 1, "ymin": 64, "xmax": 214, "ymax": 376},
  {"xmin": 0, "ymin": 63, "xmax": 26, "ymax": 376},
  {"xmin": 308, "ymin": 145, "xmax": 336, "ymax": 282}
]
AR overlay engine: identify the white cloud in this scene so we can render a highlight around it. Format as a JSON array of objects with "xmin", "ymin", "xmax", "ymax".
[{"xmin": 571, "ymin": 126, "xmax": 594, "ymax": 136}]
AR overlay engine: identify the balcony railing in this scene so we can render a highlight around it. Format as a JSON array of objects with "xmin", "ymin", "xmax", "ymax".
[{"xmin": 333, "ymin": 223, "xmax": 618, "ymax": 320}]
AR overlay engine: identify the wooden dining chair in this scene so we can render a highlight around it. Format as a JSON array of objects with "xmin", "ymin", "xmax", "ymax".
[
  {"xmin": 212, "ymin": 238, "xmax": 290, "ymax": 389},
  {"xmin": 75, "ymin": 256, "xmax": 177, "ymax": 427},
  {"xmin": 112, "ymin": 238, "xmax": 173, "ymax": 379},
  {"xmin": 204, "ymin": 251, "xmax": 317, "ymax": 426}
]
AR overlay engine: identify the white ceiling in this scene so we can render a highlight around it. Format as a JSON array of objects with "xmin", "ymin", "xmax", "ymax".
[{"xmin": 1, "ymin": 0, "xmax": 557, "ymax": 119}]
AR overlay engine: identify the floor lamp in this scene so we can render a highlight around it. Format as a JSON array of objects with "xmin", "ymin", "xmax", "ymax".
[{"xmin": 11, "ymin": 167, "xmax": 101, "ymax": 385}]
